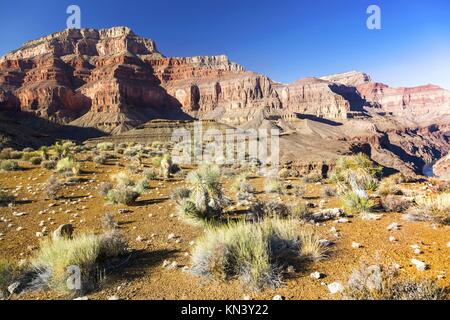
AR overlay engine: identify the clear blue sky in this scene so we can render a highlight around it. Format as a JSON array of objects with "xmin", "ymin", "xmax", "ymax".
[{"xmin": 1, "ymin": 0, "xmax": 449, "ymax": 88}]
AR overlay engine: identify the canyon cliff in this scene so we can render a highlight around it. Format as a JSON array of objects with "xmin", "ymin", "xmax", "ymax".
[{"xmin": 0, "ymin": 27, "xmax": 449, "ymax": 175}]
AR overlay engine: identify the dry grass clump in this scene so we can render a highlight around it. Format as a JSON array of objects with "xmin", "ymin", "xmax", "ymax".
[
  {"xmin": 343, "ymin": 263, "xmax": 447, "ymax": 300},
  {"xmin": 111, "ymin": 172, "xmax": 134, "ymax": 187},
  {"xmin": 31, "ymin": 231, "xmax": 127, "ymax": 293},
  {"xmin": 96, "ymin": 142, "xmax": 114, "ymax": 151},
  {"xmin": 321, "ymin": 186, "xmax": 336, "ymax": 198},
  {"xmin": 44, "ymin": 176, "xmax": 62, "ymax": 200},
  {"xmin": 264, "ymin": 178, "xmax": 285, "ymax": 194},
  {"xmin": 302, "ymin": 172, "xmax": 323, "ymax": 183},
  {"xmin": 97, "ymin": 182, "xmax": 113, "ymax": 197},
  {"xmin": 170, "ymin": 187, "xmax": 191, "ymax": 205},
  {"xmin": 250, "ymin": 201, "xmax": 290, "ymax": 220},
  {"xmin": 406, "ymin": 192, "xmax": 450, "ymax": 224},
  {"xmin": 106, "ymin": 185, "xmax": 140, "ymax": 206},
  {"xmin": 41, "ymin": 160, "xmax": 56, "ymax": 170},
  {"xmin": 381, "ymin": 195, "xmax": 411, "ymax": 213},
  {"xmin": 177, "ymin": 164, "xmax": 227, "ymax": 226},
  {"xmin": 377, "ymin": 177, "xmax": 401, "ymax": 197},
  {"xmin": 143, "ymin": 168, "xmax": 158, "ymax": 180},
  {"xmin": 0, "ymin": 148, "xmax": 22, "ymax": 160},
  {"xmin": 190, "ymin": 219, "xmax": 324, "ymax": 290},
  {"xmin": 0, "ymin": 160, "xmax": 20, "ymax": 171},
  {"xmin": 231, "ymin": 173, "xmax": 254, "ymax": 193},
  {"xmin": 93, "ymin": 154, "xmax": 108, "ymax": 165}
]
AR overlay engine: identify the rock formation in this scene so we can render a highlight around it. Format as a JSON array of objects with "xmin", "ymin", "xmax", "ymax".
[
  {"xmin": 434, "ymin": 153, "xmax": 450, "ymax": 180},
  {"xmin": 0, "ymin": 27, "xmax": 449, "ymax": 176}
]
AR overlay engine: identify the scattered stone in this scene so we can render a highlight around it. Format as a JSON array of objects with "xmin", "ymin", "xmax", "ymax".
[
  {"xmin": 108, "ymin": 295, "xmax": 120, "ymax": 300},
  {"xmin": 337, "ymin": 218, "xmax": 349, "ymax": 223},
  {"xmin": 310, "ymin": 208, "xmax": 348, "ymax": 222},
  {"xmin": 361, "ymin": 213, "xmax": 383, "ymax": 221},
  {"xmin": 387, "ymin": 222, "xmax": 400, "ymax": 231},
  {"xmin": 73, "ymin": 296, "xmax": 89, "ymax": 300},
  {"xmin": 135, "ymin": 236, "xmax": 144, "ymax": 242},
  {"xmin": 310, "ymin": 272, "xmax": 324, "ymax": 279},
  {"xmin": 162, "ymin": 260, "xmax": 171, "ymax": 268},
  {"xmin": 319, "ymin": 239, "xmax": 334, "ymax": 247},
  {"xmin": 8, "ymin": 282, "xmax": 21, "ymax": 295},
  {"xmin": 35, "ymin": 232, "xmax": 44, "ymax": 237},
  {"xmin": 351, "ymin": 242, "xmax": 362, "ymax": 249},
  {"xmin": 411, "ymin": 259, "xmax": 428, "ymax": 271},
  {"xmin": 414, "ymin": 248, "xmax": 423, "ymax": 255},
  {"xmin": 327, "ymin": 282, "xmax": 344, "ymax": 294},
  {"xmin": 167, "ymin": 233, "xmax": 177, "ymax": 241},
  {"xmin": 243, "ymin": 295, "xmax": 252, "ymax": 300},
  {"xmin": 389, "ymin": 236, "xmax": 397, "ymax": 242},
  {"xmin": 272, "ymin": 295, "xmax": 285, "ymax": 300}
]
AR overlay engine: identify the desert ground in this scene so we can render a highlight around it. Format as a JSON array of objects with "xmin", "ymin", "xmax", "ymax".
[{"xmin": 0, "ymin": 142, "xmax": 449, "ymax": 300}]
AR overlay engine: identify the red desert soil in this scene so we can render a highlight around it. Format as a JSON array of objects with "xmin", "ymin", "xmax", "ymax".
[{"xmin": 0, "ymin": 157, "xmax": 449, "ymax": 300}]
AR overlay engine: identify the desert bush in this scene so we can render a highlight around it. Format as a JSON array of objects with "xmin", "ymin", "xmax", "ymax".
[
  {"xmin": 170, "ymin": 187, "xmax": 191, "ymax": 205},
  {"xmin": 231, "ymin": 173, "xmax": 254, "ymax": 193},
  {"xmin": 0, "ymin": 259, "xmax": 16, "ymax": 298},
  {"xmin": 177, "ymin": 164, "xmax": 227, "ymax": 226},
  {"xmin": 329, "ymin": 153, "xmax": 382, "ymax": 190},
  {"xmin": 302, "ymin": 172, "xmax": 323, "ymax": 183},
  {"xmin": 264, "ymin": 178, "xmax": 284, "ymax": 194},
  {"xmin": 190, "ymin": 219, "xmax": 324, "ymax": 290},
  {"xmin": 341, "ymin": 191, "xmax": 375, "ymax": 214},
  {"xmin": 106, "ymin": 185, "xmax": 140, "ymax": 205},
  {"xmin": 159, "ymin": 154, "xmax": 173, "ymax": 179},
  {"xmin": 278, "ymin": 168, "xmax": 290, "ymax": 179},
  {"xmin": 321, "ymin": 186, "xmax": 336, "ymax": 197},
  {"xmin": 409, "ymin": 192, "xmax": 450, "ymax": 224},
  {"xmin": 101, "ymin": 213, "xmax": 118, "ymax": 231},
  {"xmin": 0, "ymin": 160, "xmax": 19, "ymax": 171},
  {"xmin": 21, "ymin": 151, "xmax": 41, "ymax": 162},
  {"xmin": 134, "ymin": 179, "xmax": 150, "ymax": 194},
  {"xmin": 29, "ymin": 156, "xmax": 42, "ymax": 165},
  {"xmin": 98, "ymin": 182, "xmax": 113, "ymax": 197},
  {"xmin": 41, "ymin": 160, "xmax": 56, "ymax": 170},
  {"xmin": 96, "ymin": 142, "xmax": 114, "ymax": 151},
  {"xmin": 111, "ymin": 172, "xmax": 134, "ymax": 187},
  {"xmin": 289, "ymin": 201, "xmax": 311, "ymax": 220},
  {"xmin": 52, "ymin": 141, "xmax": 75, "ymax": 159},
  {"xmin": 257, "ymin": 201, "xmax": 291, "ymax": 219},
  {"xmin": 44, "ymin": 176, "xmax": 62, "ymax": 200},
  {"xmin": 56, "ymin": 157, "xmax": 80, "ymax": 176},
  {"xmin": 343, "ymin": 263, "xmax": 447, "ymax": 300},
  {"xmin": 381, "ymin": 195, "xmax": 411, "ymax": 213},
  {"xmin": 377, "ymin": 178, "xmax": 401, "ymax": 197},
  {"xmin": 31, "ymin": 231, "xmax": 127, "ymax": 293},
  {"xmin": 143, "ymin": 168, "xmax": 158, "ymax": 180},
  {"xmin": 93, "ymin": 154, "xmax": 108, "ymax": 165}
]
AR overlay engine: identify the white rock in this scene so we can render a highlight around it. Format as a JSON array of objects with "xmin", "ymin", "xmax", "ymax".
[
  {"xmin": 328, "ymin": 282, "xmax": 344, "ymax": 294},
  {"xmin": 272, "ymin": 295, "xmax": 285, "ymax": 300},
  {"xmin": 167, "ymin": 233, "xmax": 177, "ymax": 240},
  {"xmin": 337, "ymin": 218, "xmax": 349, "ymax": 223},
  {"xmin": 135, "ymin": 236, "xmax": 144, "ymax": 242},
  {"xmin": 411, "ymin": 259, "xmax": 428, "ymax": 271},
  {"xmin": 73, "ymin": 296, "xmax": 89, "ymax": 300},
  {"xmin": 414, "ymin": 248, "xmax": 423, "ymax": 255},
  {"xmin": 389, "ymin": 236, "xmax": 397, "ymax": 242},
  {"xmin": 108, "ymin": 295, "xmax": 120, "ymax": 300},
  {"xmin": 387, "ymin": 222, "xmax": 400, "ymax": 231},
  {"xmin": 162, "ymin": 260, "xmax": 171, "ymax": 268},
  {"xmin": 310, "ymin": 272, "xmax": 324, "ymax": 279},
  {"xmin": 351, "ymin": 242, "xmax": 362, "ymax": 248}
]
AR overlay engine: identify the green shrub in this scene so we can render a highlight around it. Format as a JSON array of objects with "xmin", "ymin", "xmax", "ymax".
[
  {"xmin": 341, "ymin": 191, "xmax": 375, "ymax": 214},
  {"xmin": 178, "ymin": 164, "xmax": 226, "ymax": 226},
  {"xmin": 56, "ymin": 157, "xmax": 80, "ymax": 175}
]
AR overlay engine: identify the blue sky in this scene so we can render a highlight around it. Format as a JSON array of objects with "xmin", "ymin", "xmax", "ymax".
[{"xmin": 1, "ymin": 0, "xmax": 449, "ymax": 88}]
